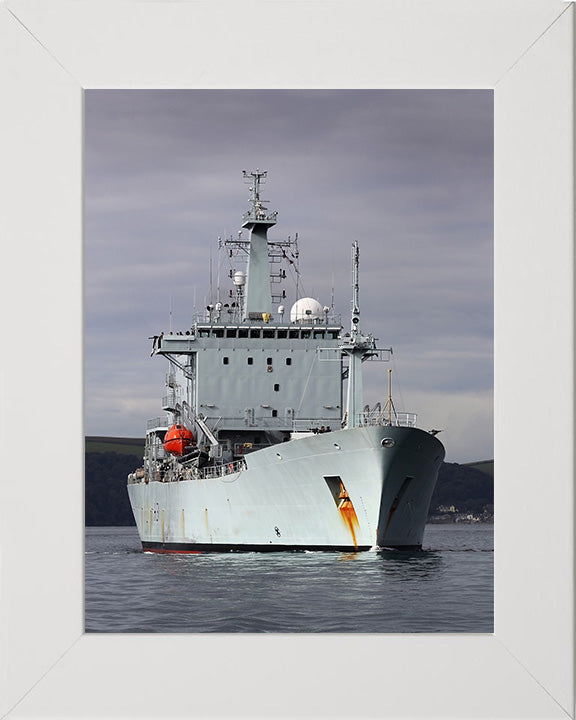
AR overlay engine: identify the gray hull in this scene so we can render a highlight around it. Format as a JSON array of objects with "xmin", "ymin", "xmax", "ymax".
[{"xmin": 127, "ymin": 425, "xmax": 444, "ymax": 552}]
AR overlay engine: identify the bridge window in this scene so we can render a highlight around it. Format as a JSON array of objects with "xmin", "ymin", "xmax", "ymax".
[
  {"xmin": 250, "ymin": 329, "xmax": 261, "ymax": 338},
  {"xmin": 289, "ymin": 330, "xmax": 299, "ymax": 339},
  {"xmin": 277, "ymin": 329, "xmax": 287, "ymax": 339}
]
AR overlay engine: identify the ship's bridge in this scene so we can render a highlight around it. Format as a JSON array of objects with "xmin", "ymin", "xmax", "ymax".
[{"xmin": 156, "ymin": 321, "xmax": 344, "ymax": 434}]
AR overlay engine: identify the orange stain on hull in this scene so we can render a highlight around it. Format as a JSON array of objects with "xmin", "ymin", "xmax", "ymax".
[{"xmin": 338, "ymin": 484, "xmax": 359, "ymax": 549}]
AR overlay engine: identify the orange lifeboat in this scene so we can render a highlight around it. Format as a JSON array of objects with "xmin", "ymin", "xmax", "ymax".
[{"xmin": 163, "ymin": 424, "xmax": 194, "ymax": 456}]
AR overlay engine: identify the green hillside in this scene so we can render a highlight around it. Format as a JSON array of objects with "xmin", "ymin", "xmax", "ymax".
[{"xmin": 85, "ymin": 436, "xmax": 144, "ymax": 457}]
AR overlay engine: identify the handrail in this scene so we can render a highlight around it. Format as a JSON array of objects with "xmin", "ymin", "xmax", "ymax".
[
  {"xmin": 128, "ymin": 457, "xmax": 248, "ymax": 485},
  {"xmin": 356, "ymin": 411, "xmax": 417, "ymax": 428},
  {"xmin": 147, "ymin": 416, "xmax": 169, "ymax": 430},
  {"xmin": 197, "ymin": 457, "xmax": 247, "ymax": 479}
]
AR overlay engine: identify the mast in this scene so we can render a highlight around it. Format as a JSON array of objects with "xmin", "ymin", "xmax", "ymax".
[
  {"xmin": 350, "ymin": 241, "xmax": 361, "ymax": 333},
  {"xmin": 342, "ymin": 241, "xmax": 377, "ymax": 429},
  {"xmin": 241, "ymin": 170, "xmax": 278, "ymax": 319},
  {"xmin": 381, "ymin": 367, "xmax": 398, "ymax": 424}
]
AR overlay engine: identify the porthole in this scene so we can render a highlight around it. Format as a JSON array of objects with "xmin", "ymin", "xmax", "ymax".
[{"xmin": 381, "ymin": 437, "xmax": 396, "ymax": 448}]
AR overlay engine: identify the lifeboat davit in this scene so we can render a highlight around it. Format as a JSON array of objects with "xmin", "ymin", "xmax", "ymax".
[{"xmin": 163, "ymin": 424, "xmax": 194, "ymax": 456}]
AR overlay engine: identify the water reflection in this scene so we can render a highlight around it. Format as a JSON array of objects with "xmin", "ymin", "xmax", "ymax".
[
  {"xmin": 337, "ymin": 552, "xmax": 361, "ymax": 562},
  {"xmin": 86, "ymin": 527, "xmax": 493, "ymax": 633},
  {"xmin": 376, "ymin": 548, "xmax": 444, "ymax": 579}
]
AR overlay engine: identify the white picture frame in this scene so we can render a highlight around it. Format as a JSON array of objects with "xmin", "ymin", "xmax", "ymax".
[{"xmin": 0, "ymin": 1, "xmax": 573, "ymax": 717}]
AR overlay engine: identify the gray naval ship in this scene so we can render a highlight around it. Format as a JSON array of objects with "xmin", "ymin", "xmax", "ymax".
[{"xmin": 127, "ymin": 171, "xmax": 445, "ymax": 552}]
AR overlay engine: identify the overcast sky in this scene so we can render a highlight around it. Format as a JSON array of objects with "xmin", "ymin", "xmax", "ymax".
[{"xmin": 84, "ymin": 89, "xmax": 493, "ymax": 463}]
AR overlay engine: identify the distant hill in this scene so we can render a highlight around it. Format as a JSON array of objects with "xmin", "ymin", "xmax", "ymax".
[
  {"xmin": 430, "ymin": 462, "xmax": 493, "ymax": 516},
  {"xmin": 85, "ymin": 436, "xmax": 144, "ymax": 457},
  {"xmin": 84, "ymin": 436, "xmax": 494, "ymax": 526},
  {"xmin": 463, "ymin": 460, "xmax": 493, "ymax": 478}
]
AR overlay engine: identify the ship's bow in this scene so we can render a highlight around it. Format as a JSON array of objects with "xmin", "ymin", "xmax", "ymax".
[{"xmin": 375, "ymin": 426, "xmax": 445, "ymax": 549}]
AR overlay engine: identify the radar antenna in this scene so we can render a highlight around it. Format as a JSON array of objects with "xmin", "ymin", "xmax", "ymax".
[{"xmin": 243, "ymin": 169, "xmax": 277, "ymax": 223}]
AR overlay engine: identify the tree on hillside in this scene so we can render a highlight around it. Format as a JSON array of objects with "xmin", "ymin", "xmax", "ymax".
[
  {"xmin": 85, "ymin": 452, "xmax": 138, "ymax": 526},
  {"xmin": 430, "ymin": 462, "xmax": 493, "ymax": 515}
]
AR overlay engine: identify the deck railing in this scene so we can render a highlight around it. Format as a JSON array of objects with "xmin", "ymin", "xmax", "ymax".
[
  {"xmin": 196, "ymin": 457, "xmax": 247, "ymax": 479},
  {"xmin": 290, "ymin": 419, "xmax": 338, "ymax": 433},
  {"xmin": 147, "ymin": 416, "xmax": 169, "ymax": 431},
  {"xmin": 357, "ymin": 411, "xmax": 417, "ymax": 428},
  {"xmin": 290, "ymin": 412, "xmax": 418, "ymax": 432},
  {"xmin": 128, "ymin": 457, "xmax": 248, "ymax": 484}
]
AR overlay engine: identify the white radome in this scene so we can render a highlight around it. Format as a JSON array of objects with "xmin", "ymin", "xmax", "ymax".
[{"xmin": 290, "ymin": 297, "xmax": 324, "ymax": 322}]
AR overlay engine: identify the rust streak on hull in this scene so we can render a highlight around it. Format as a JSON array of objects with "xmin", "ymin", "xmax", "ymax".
[{"xmin": 338, "ymin": 484, "xmax": 360, "ymax": 549}]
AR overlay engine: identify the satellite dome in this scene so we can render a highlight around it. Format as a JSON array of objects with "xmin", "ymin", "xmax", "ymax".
[
  {"xmin": 233, "ymin": 271, "xmax": 246, "ymax": 286},
  {"xmin": 290, "ymin": 297, "xmax": 324, "ymax": 322}
]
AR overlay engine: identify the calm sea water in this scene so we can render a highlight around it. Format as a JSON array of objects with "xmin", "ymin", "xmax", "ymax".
[{"xmin": 85, "ymin": 524, "xmax": 493, "ymax": 633}]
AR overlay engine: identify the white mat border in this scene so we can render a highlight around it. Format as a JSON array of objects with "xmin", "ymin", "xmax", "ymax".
[{"xmin": 0, "ymin": 1, "xmax": 573, "ymax": 718}]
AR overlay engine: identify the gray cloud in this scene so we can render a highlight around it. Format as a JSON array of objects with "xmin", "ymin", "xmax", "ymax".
[{"xmin": 85, "ymin": 89, "xmax": 493, "ymax": 462}]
